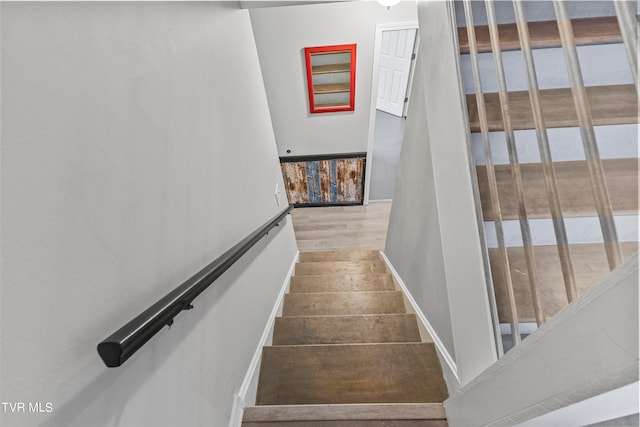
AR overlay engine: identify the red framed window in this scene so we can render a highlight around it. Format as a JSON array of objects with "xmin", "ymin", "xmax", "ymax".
[{"xmin": 304, "ymin": 44, "xmax": 356, "ymax": 114}]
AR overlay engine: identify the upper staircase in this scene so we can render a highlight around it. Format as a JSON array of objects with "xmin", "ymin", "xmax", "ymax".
[{"xmin": 242, "ymin": 250, "xmax": 449, "ymax": 426}]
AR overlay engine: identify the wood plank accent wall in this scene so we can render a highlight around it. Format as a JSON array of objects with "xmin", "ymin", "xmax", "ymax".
[
  {"xmin": 467, "ymin": 84, "xmax": 638, "ymax": 133},
  {"xmin": 280, "ymin": 154, "xmax": 366, "ymax": 206}
]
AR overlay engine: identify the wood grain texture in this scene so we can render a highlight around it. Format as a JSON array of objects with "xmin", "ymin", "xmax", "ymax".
[
  {"xmin": 281, "ymin": 158, "xmax": 365, "ymax": 205},
  {"xmin": 458, "ymin": 16, "xmax": 622, "ymax": 54},
  {"xmin": 243, "ymin": 403, "xmax": 447, "ymax": 422},
  {"xmin": 298, "ymin": 250, "xmax": 381, "ymax": 262},
  {"xmin": 256, "ymin": 343, "xmax": 448, "ymax": 405},
  {"xmin": 319, "ymin": 160, "xmax": 331, "ymax": 203},
  {"xmin": 337, "ymin": 159, "xmax": 364, "ymax": 202},
  {"xmin": 312, "ymin": 63, "xmax": 351, "ymax": 74},
  {"xmin": 313, "ymin": 83, "xmax": 350, "ymax": 94},
  {"xmin": 249, "ymin": 251, "xmax": 448, "ymax": 425},
  {"xmin": 291, "ymin": 201, "xmax": 391, "ymax": 251},
  {"xmin": 282, "ymin": 162, "xmax": 309, "ymax": 204},
  {"xmin": 283, "ymin": 291, "xmax": 406, "ymax": 316},
  {"xmin": 315, "ymin": 102, "xmax": 351, "ymax": 108},
  {"xmin": 476, "ymin": 158, "xmax": 639, "ymax": 220},
  {"xmin": 490, "ymin": 242, "xmax": 638, "ymax": 322},
  {"xmin": 273, "ymin": 314, "xmax": 422, "ymax": 345},
  {"xmin": 295, "ymin": 260, "xmax": 387, "ymax": 276},
  {"xmin": 467, "ymin": 85, "xmax": 638, "ymax": 132},
  {"xmin": 289, "ymin": 274, "xmax": 395, "ymax": 293},
  {"xmin": 243, "ymin": 420, "xmax": 448, "ymax": 427}
]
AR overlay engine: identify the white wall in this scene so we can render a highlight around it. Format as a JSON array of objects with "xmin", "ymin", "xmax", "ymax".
[
  {"xmin": 249, "ymin": 1, "xmax": 417, "ymax": 157},
  {"xmin": 0, "ymin": 2, "xmax": 298, "ymax": 426},
  {"xmin": 384, "ymin": 0, "xmax": 497, "ymax": 389}
]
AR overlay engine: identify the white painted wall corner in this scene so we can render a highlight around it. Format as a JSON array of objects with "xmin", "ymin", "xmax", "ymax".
[
  {"xmin": 228, "ymin": 250, "xmax": 299, "ymax": 427},
  {"xmin": 379, "ymin": 251, "xmax": 460, "ymax": 383}
]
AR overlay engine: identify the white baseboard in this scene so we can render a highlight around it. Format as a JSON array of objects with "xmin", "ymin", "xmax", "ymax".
[
  {"xmin": 228, "ymin": 251, "xmax": 299, "ymax": 427},
  {"xmin": 379, "ymin": 251, "xmax": 459, "ymax": 383}
]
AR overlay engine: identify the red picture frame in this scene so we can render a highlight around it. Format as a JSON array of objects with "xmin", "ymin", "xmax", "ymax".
[{"xmin": 304, "ymin": 44, "xmax": 356, "ymax": 114}]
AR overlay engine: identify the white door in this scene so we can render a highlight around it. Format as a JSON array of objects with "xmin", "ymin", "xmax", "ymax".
[{"xmin": 376, "ymin": 29, "xmax": 417, "ymax": 117}]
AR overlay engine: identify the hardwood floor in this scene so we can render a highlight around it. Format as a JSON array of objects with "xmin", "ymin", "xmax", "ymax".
[{"xmin": 291, "ymin": 200, "xmax": 392, "ymax": 252}]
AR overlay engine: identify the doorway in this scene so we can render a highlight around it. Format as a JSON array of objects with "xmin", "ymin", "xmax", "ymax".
[
  {"xmin": 364, "ymin": 23, "xmax": 419, "ymax": 202},
  {"xmin": 377, "ymin": 28, "xmax": 418, "ymax": 117}
]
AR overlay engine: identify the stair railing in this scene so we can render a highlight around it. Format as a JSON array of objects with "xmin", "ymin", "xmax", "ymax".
[
  {"xmin": 97, "ymin": 204, "xmax": 294, "ymax": 368},
  {"xmin": 459, "ymin": 0, "xmax": 636, "ymax": 354}
]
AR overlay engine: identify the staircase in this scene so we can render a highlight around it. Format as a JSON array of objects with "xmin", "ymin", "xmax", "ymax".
[{"xmin": 242, "ymin": 250, "xmax": 449, "ymax": 426}]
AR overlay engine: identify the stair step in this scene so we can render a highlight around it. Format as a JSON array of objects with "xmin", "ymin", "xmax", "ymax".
[
  {"xmin": 242, "ymin": 403, "xmax": 447, "ymax": 426},
  {"xmin": 298, "ymin": 250, "xmax": 381, "ymax": 263},
  {"xmin": 295, "ymin": 260, "xmax": 387, "ymax": 276},
  {"xmin": 244, "ymin": 420, "xmax": 447, "ymax": 427},
  {"xmin": 273, "ymin": 314, "xmax": 421, "ymax": 345},
  {"xmin": 457, "ymin": 16, "xmax": 621, "ymax": 54},
  {"xmin": 256, "ymin": 343, "xmax": 448, "ymax": 405},
  {"xmin": 283, "ymin": 291, "xmax": 406, "ymax": 316},
  {"xmin": 290, "ymin": 274, "xmax": 394, "ymax": 293}
]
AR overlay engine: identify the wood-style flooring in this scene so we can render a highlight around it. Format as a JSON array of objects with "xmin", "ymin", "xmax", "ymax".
[
  {"xmin": 250, "ymin": 250, "xmax": 449, "ymax": 421},
  {"xmin": 291, "ymin": 201, "xmax": 392, "ymax": 252}
]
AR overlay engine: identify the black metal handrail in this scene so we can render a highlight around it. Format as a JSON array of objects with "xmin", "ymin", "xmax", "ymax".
[{"xmin": 97, "ymin": 204, "xmax": 294, "ymax": 368}]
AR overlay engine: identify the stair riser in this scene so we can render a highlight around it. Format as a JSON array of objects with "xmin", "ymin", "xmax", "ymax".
[
  {"xmin": 298, "ymin": 250, "xmax": 381, "ymax": 262},
  {"xmin": 249, "ymin": 251, "xmax": 449, "ymax": 426},
  {"xmin": 295, "ymin": 261, "xmax": 387, "ymax": 276},
  {"xmin": 289, "ymin": 274, "xmax": 394, "ymax": 293},
  {"xmin": 256, "ymin": 343, "xmax": 448, "ymax": 405},
  {"xmin": 283, "ymin": 292, "xmax": 406, "ymax": 316},
  {"xmin": 273, "ymin": 314, "xmax": 421, "ymax": 345},
  {"xmin": 243, "ymin": 421, "xmax": 448, "ymax": 427},
  {"xmin": 242, "ymin": 403, "xmax": 447, "ymax": 422}
]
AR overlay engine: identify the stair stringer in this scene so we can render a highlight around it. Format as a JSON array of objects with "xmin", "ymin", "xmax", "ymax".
[
  {"xmin": 229, "ymin": 251, "xmax": 299, "ymax": 427},
  {"xmin": 379, "ymin": 250, "xmax": 460, "ymax": 391}
]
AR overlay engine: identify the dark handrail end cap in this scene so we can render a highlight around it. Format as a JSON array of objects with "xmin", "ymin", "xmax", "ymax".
[{"xmin": 97, "ymin": 342, "xmax": 124, "ymax": 368}]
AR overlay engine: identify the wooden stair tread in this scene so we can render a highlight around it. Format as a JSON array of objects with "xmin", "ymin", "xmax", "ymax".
[
  {"xmin": 295, "ymin": 260, "xmax": 387, "ymax": 276},
  {"xmin": 273, "ymin": 314, "xmax": 421, "ymax": 345},
  {"xmin": 476, "ymin": 158, "xmax": 639, "ymax": 220},
  {"xmin": 256, "ymin": 343, "xmax": 448, "ymax": 405},
  {"xmin": 458, "ymin": 16, "xmax": 622, "ymax": 54},
  {"xmin": 243, "ymin": 420, "xmax": 447, "ymax": 426},
  {"xmin": 290, "ymin": 274, "xmax": 394, "ymax": 293},
  {"xmin": 290, "ymin": 274, "xmax": 394, "ymax": 292},
  {"xmin": 299, "ymin": 250, "xmax": 380, "ymax": 262},
  {"xmin": 466, "ymin": 84, "xmax": 638, "ymax": 132},
  {"xmin": 243, "ymin": 403, "xmax": 447, "ymax": 421},
  {"xmin": 248, "ymin": 256, "xmax": 449, "ymax": 425},
  {"xmin": 283, "ymin": 291, "xmax": 406, "ymax": 316},
  {"xmin": 490, "ymin": 241, "xmax": 639, "ymax": 322}
]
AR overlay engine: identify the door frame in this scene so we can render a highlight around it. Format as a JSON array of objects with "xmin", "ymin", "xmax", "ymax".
[{"xmin": 363, "ymin": 21, "xmax": 419, "ymax": 205}]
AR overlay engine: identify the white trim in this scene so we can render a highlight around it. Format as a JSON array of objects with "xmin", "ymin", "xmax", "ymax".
[
  {"xmin": 228, "ymin": 251, "xmax": 299, "ymax": 427},
  {"xmin": 516, "ymin": 381, "xmax": 639, "ymax": 427},
  {"xmin": 379, "ymin": 251, "xmax": 459, "ymax": 383},
  {"xmin": 403, "ymin": 33, "xmax": 420, "ymax": 117},
  {"xmin": 364, "ymin": 21, "xmax": 419, "ymax": 205}
]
